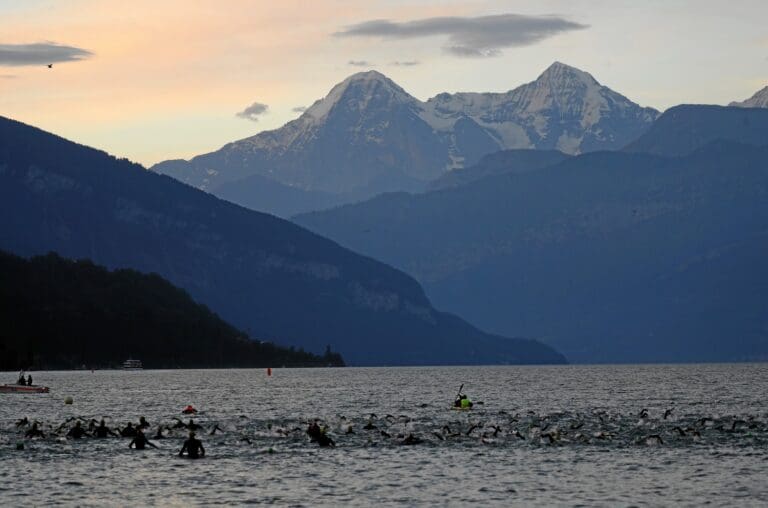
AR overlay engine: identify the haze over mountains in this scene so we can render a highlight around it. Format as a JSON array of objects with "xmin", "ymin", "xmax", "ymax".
[
  {"xmin": 0, "ymin": 115, "xmax": 565, "ymax": 366},
  {"xmin": 153, "ymin": 62, "xmax": 659, "ymax": 217},
  {"xmin": 296, "ymin": 105, "xmax": 768, "ymax": 363}
]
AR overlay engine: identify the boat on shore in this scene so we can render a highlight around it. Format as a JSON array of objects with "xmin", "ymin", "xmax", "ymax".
[
  {"xmin": 123, "ymin": 358, "xmax": 143, "ymax": 370},
  {"xmin": 0, "ymin": 384, "xmax": 50, "ymax": 394}
]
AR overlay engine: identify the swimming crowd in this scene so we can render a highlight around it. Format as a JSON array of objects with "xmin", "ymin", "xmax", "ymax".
[
  {"xmin": 13, "ymin": 383, "xmax": 757, "ymax": 454},
  {"xmin": 16, "ymin": 414, "xmax": 207, "ymax": 458},
  {"xmin": 10, "ymin": 390, "xmax": 477, "ymax": 457}
]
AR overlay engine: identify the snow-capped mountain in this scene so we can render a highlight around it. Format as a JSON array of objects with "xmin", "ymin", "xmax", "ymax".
[
  {"xmin": 730, "ymin": 86, "xmax": 768, "ymax": 108},
  {"xmin": 423, "ymin": 62, "xmax": 660, "ymax": 156},
  {"xmin": 152, "ymin": 63, "xmax": 658, "ymax": 214}
]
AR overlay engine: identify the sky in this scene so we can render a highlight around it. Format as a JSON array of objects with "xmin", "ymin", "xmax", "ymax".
[{"xmin": 1, "ymin": 0, "xmax": 766, "ymax": 166}]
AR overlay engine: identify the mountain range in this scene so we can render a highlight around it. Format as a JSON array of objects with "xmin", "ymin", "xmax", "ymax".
[
  {"xmin": 730, "ymin": 86, "xmax": 768, "ymax": 108},
  {"xmin": 0, "ymin": 115, "xmax": 565, "ymax": 366},
  {"xmin": 295, "ymin": 105, "xmax": 768, "ymax": 363},
  {"xmin": 152, "ymin": 62, "xmax": 659, "ymax": 217}
]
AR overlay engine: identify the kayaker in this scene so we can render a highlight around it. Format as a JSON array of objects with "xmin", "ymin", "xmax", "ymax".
[
  {"xmin": 17, "ymin": 371, "xmax": 26, "ymax": 385},
  {"xmin": 93, "ymin": 419, "xmax": 118, "ymax": 438},
  {"xmin": 26, "ymin": 375, "xmax": 33, "ymax": 386},
  {"xmin": 179, "ymin": 431, "xmax": 205, "ymax": 458},
  {"xmin": 129, "ymin": 429, "xmax": 158, "ymax": 450},
  {"xmin": 454, "ymin": 394, "xmax": 473, "ymax": 409}
]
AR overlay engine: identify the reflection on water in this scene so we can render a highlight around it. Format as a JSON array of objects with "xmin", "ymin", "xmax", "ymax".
[{"xmin": 1, "ymin": 364, "xmax": 767, "ymax": 505}]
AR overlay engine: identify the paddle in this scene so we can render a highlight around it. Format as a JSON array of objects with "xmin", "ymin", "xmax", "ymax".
[{"xmin": 455, "ymin": 383, "xmax": 464, "ymax": 400}]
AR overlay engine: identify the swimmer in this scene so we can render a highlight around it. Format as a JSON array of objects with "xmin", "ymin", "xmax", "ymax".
[
  {"xmin": 401, "ymin": 433, "xmax": 422, "ymax": 445},
  {"xmin": 137, "ymin": 416, "xmax": 150, "ymax": 429},
  {"xmin": 120, "ymin": 422, "xmax": 138, "ymax": 437},
  {"xmin": 25, "ymin": 422, "xmax": 45, "ymax": 439},
  {"xmin": 93, "ymin": 419, "xmax": 119, "ymax": 438},
  {"xmin": 67, "ymin": 421, "xmax": 87, "ymax": 439},
  {"xmin": 307, "ymin": 421, "xmax": 335, "ymax": 447},
  {"xmin": 129, "ymin": 429, "xmax": 158, "ymax": 450},
  {"xmin": 153, "ymin": 426, "xmax": 166, "ymax": 439},
  {"xmin": 179, "ymin": 431, "xmax": 205, "ymax": 458}
]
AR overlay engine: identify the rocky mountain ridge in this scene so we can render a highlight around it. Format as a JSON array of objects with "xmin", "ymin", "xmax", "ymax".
[{"xmin": 152, "ymin": 63, "xmax": 658, "ymax": 216}]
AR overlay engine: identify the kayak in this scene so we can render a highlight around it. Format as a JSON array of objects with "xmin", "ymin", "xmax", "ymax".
[{"xmin": 0, "ymin": 384, "xmax": 50, "ymax": 394}]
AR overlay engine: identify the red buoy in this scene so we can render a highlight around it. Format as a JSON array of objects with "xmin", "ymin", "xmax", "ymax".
[{"xmin": 267, "ymin": 367, "xmax": 272, "ymax": 377}]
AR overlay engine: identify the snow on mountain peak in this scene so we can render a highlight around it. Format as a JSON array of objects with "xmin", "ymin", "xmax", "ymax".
[
  {"xmin": 304, "ymin": 70, "xmax": 415, "ymax": 122},
  {"xmin": 729, "ymin": 85, "xmax": 768, "ymax": 108},
  {"xmin": 536, "ymin": 61, "xmax": 599, "ymax": 87}
]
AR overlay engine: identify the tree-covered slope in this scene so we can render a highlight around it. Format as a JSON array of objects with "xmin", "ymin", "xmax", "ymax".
[{"xmin": 0, "ymin": 250, "xmax": 343, "ymax": 370}]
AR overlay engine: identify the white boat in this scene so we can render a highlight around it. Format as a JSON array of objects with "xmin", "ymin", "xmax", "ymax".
[{"xmin": 122, "ymin": 358, "xmax": 143, "ymax": 370}]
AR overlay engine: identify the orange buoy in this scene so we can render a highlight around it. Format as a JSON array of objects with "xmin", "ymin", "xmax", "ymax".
[{"xmin": 267, "ymin": 367, "xmax": 272, "ymax": 377}]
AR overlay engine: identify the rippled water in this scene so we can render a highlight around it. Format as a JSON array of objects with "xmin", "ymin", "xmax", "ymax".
[{"xmin": 1, "ymin": 364, "xmax": 767, "ymax": 506}]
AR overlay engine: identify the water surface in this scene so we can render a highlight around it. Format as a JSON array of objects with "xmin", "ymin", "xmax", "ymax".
[{"xmin": 1, "ymin": 364, "xmax": 767, "ymax": 506}]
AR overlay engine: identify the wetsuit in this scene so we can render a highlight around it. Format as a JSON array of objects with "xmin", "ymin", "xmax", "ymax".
[
  {"xmin": 25, "ymin": 424, "xmax": 45, "ymax": 438},
  {"xmin": 129, "ymin": 432, "xmax": 157, "ymax": 450},
  {"xmin": 120, "ymin": 424, "xmax": 137, "ymax": 437},
  {"xmin": 307, "ymin": 422, "xmax": 335, "ymax": 447},
  {"xmin": 27, "ymin": 376, "xmax": 33, "ymax": 386},
  {"xmin": 179, "ymin": 437, "xmax": 205, "ymax": 458},
  {"xmin": 94, "ymin": 423, "xmax": 118, "ymax": 438},
  {"xmin": 67, "ymin": 424, "xmax": 87, "ymax": 439}
]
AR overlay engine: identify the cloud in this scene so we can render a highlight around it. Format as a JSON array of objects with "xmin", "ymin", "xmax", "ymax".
[
  {"xmin": 389, "ymin": 60, "xmax": 420, "ymax": 67},
  {"xmin": 334, "ymin": 14, "xmax": 587, "ymax": 58},
  {"xmin": 0, "ymin": 42, "xmax": 93, "ymax": 66},
  {"xmin": 236, "ymin": 102, "xmax": 269, "ymax": 121},
  {"xmin": 348, "ymin": 60, "xmax": 372, "ymax": 67},
  {"xmin": 292, "ymin": 106, "xmax": 308, "ymax": 113}
]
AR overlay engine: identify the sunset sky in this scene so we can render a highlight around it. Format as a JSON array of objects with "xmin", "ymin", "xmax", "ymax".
[{"xmin": 1, "ymin": 0, "xmax": 766, "ymax": 165}]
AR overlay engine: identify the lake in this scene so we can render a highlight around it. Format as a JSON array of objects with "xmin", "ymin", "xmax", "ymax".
[{"xmin": 1, "ymin": 364, "xmax": 767, "ymax": 506}]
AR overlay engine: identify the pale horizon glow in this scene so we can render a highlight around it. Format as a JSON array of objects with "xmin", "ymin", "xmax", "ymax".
[{"xmin": 0, "ymin": 0, "xmax": 766, "ymax": 166}]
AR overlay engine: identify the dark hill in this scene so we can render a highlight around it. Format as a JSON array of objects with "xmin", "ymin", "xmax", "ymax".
[
  {"xmin": 0, "ymin": 250, "xmax": 343, "ymax": 370},
  {"xmin": 428, "ymin": 149, "xmax": 570, "ymax": 191},
  {"xmin": 0, "ymin": 116, "xmax": 565, "ymax": 366},
  {"xmin": 624, "ymin": 104, "xmax": 768, "ymax": 156},
  {"xmin": 296, "ymin": 142, "xmax": 768, "ymax": 363}
]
